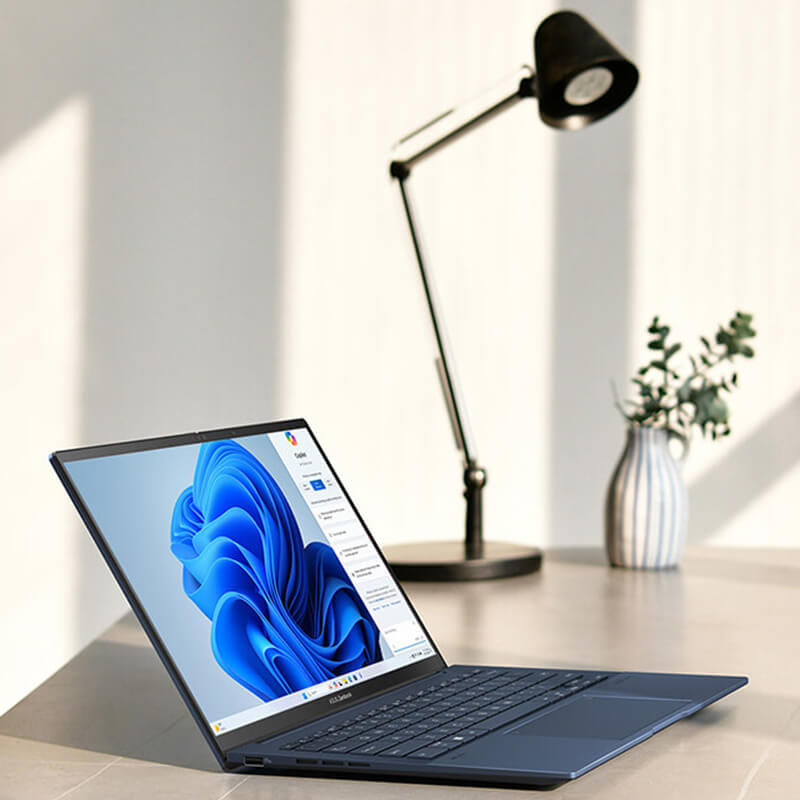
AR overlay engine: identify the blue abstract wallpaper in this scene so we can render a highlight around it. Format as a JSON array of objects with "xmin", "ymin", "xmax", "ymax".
[{"xmin": 170, "ymin": 440, "xmax": 381, "ymax": 702}]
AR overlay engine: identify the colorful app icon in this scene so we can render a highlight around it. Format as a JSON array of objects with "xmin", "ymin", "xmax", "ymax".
[
  {"xmin": 285, "ymin": 431, "xmax": 298, "ymax": 446},
  {"xmin": 310, "ymin": 479, "xmax": 325, "ymax": 491}
]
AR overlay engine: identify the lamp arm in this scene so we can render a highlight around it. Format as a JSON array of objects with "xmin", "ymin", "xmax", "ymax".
[
  {"xmin": 394, "ymin": 175, "xmax": 476, "ymax": 466},
  {"xmin": 388, "ymin": 67, "xmax": 537, "ymax": 561},
  {"xmin": 394, "ymin": 174, "xmax": 486, "ymax": 558},
  {"xmin": 390, "ymin": 71, "xmax": 535, "ymax": 176}
]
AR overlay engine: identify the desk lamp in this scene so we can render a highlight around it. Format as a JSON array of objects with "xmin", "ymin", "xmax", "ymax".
[{"xmin": 385, "ymin": 11, "xmax": 638, "ymax": 581}]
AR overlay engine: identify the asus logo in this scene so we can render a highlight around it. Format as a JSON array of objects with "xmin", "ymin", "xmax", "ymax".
[{"xmin": 328, "ymin": 692, "xmax": 352, "ymax": 705}]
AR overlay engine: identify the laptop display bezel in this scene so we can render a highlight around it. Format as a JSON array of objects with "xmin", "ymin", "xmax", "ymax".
[{"xmin": 50, "ymin": 418, "xmax": 446, "ymax": 760}]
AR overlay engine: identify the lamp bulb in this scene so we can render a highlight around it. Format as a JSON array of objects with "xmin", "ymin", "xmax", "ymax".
[{"xmin": 563, "ymin": 66, "xmax": 614, "ymax": 106}]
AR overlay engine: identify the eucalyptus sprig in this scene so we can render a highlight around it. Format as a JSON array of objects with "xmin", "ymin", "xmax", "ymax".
[{"xmin": 617, "ymin": 312, "xmax": 756, "ymax": 441}]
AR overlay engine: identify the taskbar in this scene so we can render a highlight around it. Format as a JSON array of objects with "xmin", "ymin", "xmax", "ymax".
[{"xmin": 210, "ymin": 644, "xmax": 434, "ymax": 736}]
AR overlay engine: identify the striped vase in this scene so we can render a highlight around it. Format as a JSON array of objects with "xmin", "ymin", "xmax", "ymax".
[{"xmin": 605, "ymin": 426, "xmax": 688, "ymax": 569}]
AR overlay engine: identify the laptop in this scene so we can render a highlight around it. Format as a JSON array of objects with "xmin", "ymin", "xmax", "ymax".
[{"xmin": 50, "ymin": 418, "xmax": 746, "ymax": 788}]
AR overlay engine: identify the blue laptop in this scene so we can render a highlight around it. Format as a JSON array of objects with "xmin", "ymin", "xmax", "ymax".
[{"xmin": 51, "ymin": 418, "xmax": 746, "ymax": 788}]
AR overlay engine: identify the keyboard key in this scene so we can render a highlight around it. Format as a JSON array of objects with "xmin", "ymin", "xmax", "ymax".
[
  {"xmin": 305, "ymin": 737, "xmax": 335, "ymax": 750},
  {"xmin": 326, "ymin": 741, "xmax": 357, "ymax": 753},
  {"xmin": 473, "ymin": 697, "xmax": 558, "ymax": 732},
  {"xmin": 403, "ymin": 723, "xmax": 434, "ymax": 736},
  {"xmin": 380, "ymin": 739, "xmax": 430, "ymax": 757},
  {"xmin": 429, "ymin": 723, "xmax": 462, "ymax": 735},
  {"xmin": 438, "ymin": 732, "xmax": 478, "ymax": 747},
  {"xmin": 382, "ymin": 731, "xmax": 415, "ymax": 744},
  {"xmin": 351, "ymin": 732, "xmax": 384, "ymax": 743},
  {"xmin": 514, "ymin": 686, "xmax": 547, "ymax": 701},
  {"xmin": 345, "ymin": 722, "xmax": 371, "ymax": 735},
  {"xmin": 352, "ymin": 741, "xmax": 387, "ymax": 755},
  {"xmin": 536, "ymin": 676, "xmax": 571, "ymax": 690},
  {"xmin": 521, "ymin": 671, "xmax": 555, "ymax": 683},
  {"xmin": 408, "ymin": 744, "xmax": 451, "ymax": 760}
]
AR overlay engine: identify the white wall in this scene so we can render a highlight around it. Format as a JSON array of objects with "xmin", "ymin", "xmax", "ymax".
[{"xmin": 0, "ymin": 1, "xmax": 287, "ymax": 716}]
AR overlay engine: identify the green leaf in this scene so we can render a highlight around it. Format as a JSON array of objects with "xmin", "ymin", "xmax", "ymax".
[
  {"xmin": 665, "ymin": 343, "xmax": 682, "ymax": 359},
  {"xmin": 732, "ymin": 319, "xmax": 756, "ymax": 338},
  {"xmin": 648, "ymin": 340, "xmax": 665, "ymax": 350},
  {"xmin": 741, "ymin": 345, "xmax": 755, "ymax": 358},
  {"xmin": 644, "ymin": 399, "xmax": 662, "ymax": 415},
  {"xmin": 700, "ymin": 355, "xmax": 711, "ymax": 367},
  {"xmin": 731, "ymin": 372, "xmax": 738, "ymax": 385},
  {"xmin": 638, "ymin": 366, "xmax": 649, "ymax": 376},
  {"xmin": 700, "ymin": 336, "xmax": 711, "ymax": 351},
  {"xmin": 708, "ymin": 397, "xmax": 729, "ymax": 423},
  {"xmin": 650, "ymin": 360, "xmax": 668, "ymax": 371}
]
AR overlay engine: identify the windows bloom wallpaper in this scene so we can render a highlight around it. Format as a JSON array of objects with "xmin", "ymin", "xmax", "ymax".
[{"xmin": 170, "ymin": 440, "xmax": 382, "ymax": 701}]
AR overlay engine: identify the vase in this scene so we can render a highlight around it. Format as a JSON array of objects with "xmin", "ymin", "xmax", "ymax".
[{"xmin": 605, "ymin": 426, "xmax": 688, "ymax": 569}]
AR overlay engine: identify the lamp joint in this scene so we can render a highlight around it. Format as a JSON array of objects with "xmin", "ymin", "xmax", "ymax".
[
  {"xmin": 389, "ymin": 160, "xmax": 410, "ymax": 180},
  {"xmin": 518, "ymin": 74, "xmax": 536, "ymax": 98}
]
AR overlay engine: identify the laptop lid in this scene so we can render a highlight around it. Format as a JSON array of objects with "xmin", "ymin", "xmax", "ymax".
[{"xmin": 50, "ymin": 419, "xmax": 445, "ymax": 763}]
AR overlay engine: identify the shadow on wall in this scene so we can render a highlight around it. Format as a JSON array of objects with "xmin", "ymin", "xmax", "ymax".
[
  {"xmin": 688, "ymin": 390, "xmax": 800, "ymax": 543},
  {"xmin": 0, "ymin": 1, "xmax": 287, "ymax": 651}
]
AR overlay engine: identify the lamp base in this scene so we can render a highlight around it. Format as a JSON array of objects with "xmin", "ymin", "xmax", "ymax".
[{"xmin": 384, "ymin": 540, "xmax": 542, "ymax": 582}]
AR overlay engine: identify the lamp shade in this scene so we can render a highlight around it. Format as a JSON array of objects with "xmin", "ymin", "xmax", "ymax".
[{"xmin": 534, "ymin": 10, "xmax": 638, "ymax": 130}]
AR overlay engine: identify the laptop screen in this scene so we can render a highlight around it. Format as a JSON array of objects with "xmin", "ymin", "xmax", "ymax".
[{"xmin": 59, "ymin": 423, "xmax": 437, "ymax": 742}]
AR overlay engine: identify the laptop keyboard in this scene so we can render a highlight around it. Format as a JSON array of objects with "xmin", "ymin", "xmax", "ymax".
[{"xmin": 279, "ymin": 667, "xmax": 608, "ymax": 760}]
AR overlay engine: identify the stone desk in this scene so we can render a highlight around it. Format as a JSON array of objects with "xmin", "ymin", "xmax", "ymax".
[{"xmin": 1, "ymin": 547, "xmax": 797, "ymax": 799}]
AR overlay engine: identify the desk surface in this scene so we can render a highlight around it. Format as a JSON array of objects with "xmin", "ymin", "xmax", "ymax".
[{"xmin": 1, "ymin": 547, "xmax": 798, "ymax": 799}]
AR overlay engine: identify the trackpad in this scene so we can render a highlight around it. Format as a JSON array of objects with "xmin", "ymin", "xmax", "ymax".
[{"xmin": 511, "ymin": 696, "xmax": 688, "ymax": 740}]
